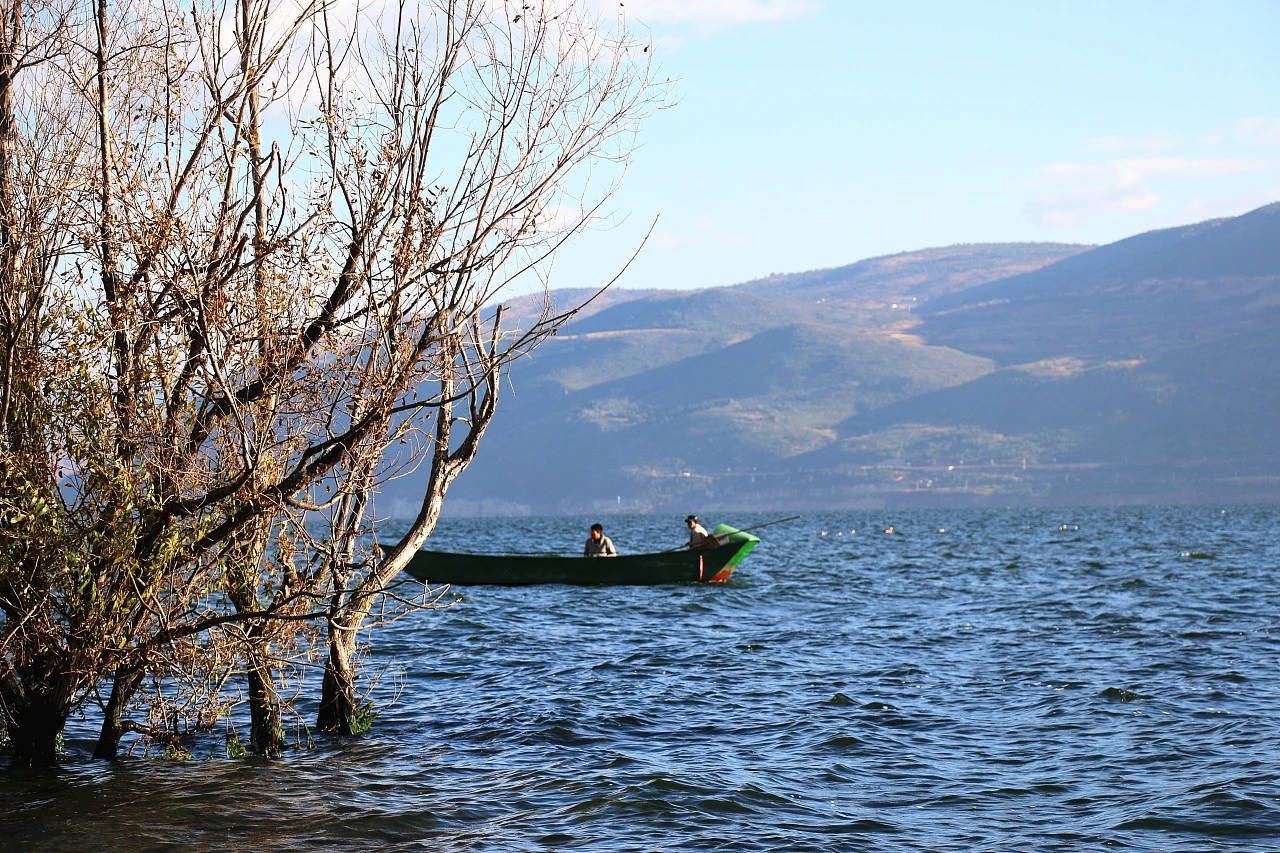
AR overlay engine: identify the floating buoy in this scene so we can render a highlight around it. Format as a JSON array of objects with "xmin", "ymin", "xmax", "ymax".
[
  {"xmin": 938, "ymin": 529, "xmax": 945, "ymax": 533},
  {"xmin": 821, "ymin": 531, "xmax": 827, "ymax": 536}
]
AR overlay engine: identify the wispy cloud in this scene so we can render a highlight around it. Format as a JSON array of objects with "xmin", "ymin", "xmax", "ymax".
[
  {"xmin": 654, "ymin": 214, "xmax": 747, "ymax": 249},
  {"xmin": 1042, "ymin": 157, "xmax": 1271, "ymax": 181},
  {"xmin": 536, "ymin": 203, "xmax": 587, "ymax": 233},
  {"xmin": 1140, "ymin": 118, "xmax": 1280, "ymax": 150},
  {"xmin": 1083, "ymin": 134, "xmax": 1177, "ymax": 153},
  {"xmin": 1023, "ymin": 157, "xmax": 1275, "ymax": 228},
  {"xmin": 610, "ymin": 0, "xmax": 818, "ymax": 29},
  {"xmin": 1181, "ymin": 187, "xmax": 1280, "ymax": 220},
  {"xmin": 1235, "ymin": 117, "xmax": 1280, "ymax": 146}
]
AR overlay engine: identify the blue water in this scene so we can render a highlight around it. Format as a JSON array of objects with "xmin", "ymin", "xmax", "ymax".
[{"xmin": 4, "ymin": 505, "xmax": 1280, "ymax": 851}]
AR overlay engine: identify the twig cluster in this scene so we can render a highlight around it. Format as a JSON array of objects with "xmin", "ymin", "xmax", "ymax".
[{"xmin": 0, "ymin": 0, "xmax": 664, "ymax": 763}]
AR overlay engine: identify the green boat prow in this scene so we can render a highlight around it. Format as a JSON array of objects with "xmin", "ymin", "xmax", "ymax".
[{"xmin": 399, "ymin": 524, "xmax": 759, "ymax": 586}]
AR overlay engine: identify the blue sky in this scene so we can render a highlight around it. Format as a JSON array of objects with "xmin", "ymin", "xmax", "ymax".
[{"xmin": 544, "ymin": 0, "xmax": 1280, "ymax": 294}]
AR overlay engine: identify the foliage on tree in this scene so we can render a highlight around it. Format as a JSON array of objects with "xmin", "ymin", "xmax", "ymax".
[{"xmin": 0, "ymin": 0, "xmax": 661, "ymax": 765}]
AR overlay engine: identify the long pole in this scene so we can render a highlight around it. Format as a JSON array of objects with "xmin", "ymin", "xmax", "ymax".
[{"xmin": 659, "ymin": 515, "xmax": 803, "ymax": 553}]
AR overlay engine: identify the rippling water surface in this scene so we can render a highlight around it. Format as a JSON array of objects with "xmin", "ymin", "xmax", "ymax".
[{"xmin": 5, "ymin": 504, "xmax": 1280, "ymax": 851}]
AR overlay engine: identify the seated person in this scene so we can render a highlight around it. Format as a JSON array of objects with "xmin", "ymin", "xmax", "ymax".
[
  {"xmin": 584, "ymin": 523, "xmax": 616, "ymax": 557},
  {"xmin": 685, "ymin": 515, "xmax": 718, "ymax": 549}
]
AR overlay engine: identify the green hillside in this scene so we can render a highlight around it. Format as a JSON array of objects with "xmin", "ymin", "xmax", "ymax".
[
  {"xmin": 787, "ymin": 327, "xmax": 1280, "ymax": 506},
  {"xmin": 377, "ymin": 206, "xmax": 1280, "ymax": 514},
  {"xmin": 487, "ymin": 323, "xmax": 993, "ymax": 503},
  {"xmin": 498, "ymin": 242, "xmax": 1090, "ymax": 397},
  {"xmin": 420, "ymin": 243, "xmax": 1081, "ymax": 512}
]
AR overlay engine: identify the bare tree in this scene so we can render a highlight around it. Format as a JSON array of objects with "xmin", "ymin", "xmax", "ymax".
[
  {"xmin": 0, "ymin": 0, "xmax": 662, "ymax": 764},
  {"xmin": 302, "ymin": 0, "xmax": 658, "ymax": 735}
]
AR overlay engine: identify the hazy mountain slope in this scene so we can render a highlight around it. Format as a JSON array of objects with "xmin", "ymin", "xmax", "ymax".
[
  {"xmin": 506, "ymin": 243, "xmax": 1086, "ymax": 397},
  {"xmin": 781, "ymin": 327, "xmax": 1280, "ymax": 506},
  {"xmin": 918, "ymin": 203, "xmax": 1280, "ymax": 364},
  {"xmin": 503, "ymin": 289, "xmax": 825, "ymax": 396},
  {"xmin": 428, "ymin": 243, "xmax": 1087, "ymax": 511},
  {"xmin": 829, "ymin": 325, "xmax": 1280, "ymax": 461},
  {"xmin": 574, "ymin": 324, "xmax": 992, "ymax": 420},
  {"xmin": 569, "ymin": 288, "xmax": 801, "ymax": 333},
  {"xmin": 380, "ymin": 209, "xmax": 1280, "ymax": 513},
  {"xmin": 454, "ymin": 323, "xmax": 993, "ymax": 510},
  {"xmin": 737, "ymin": 242, "xmax": 1091, "ymax": 302},
  {"xmin": 510, "ymin": 329, "xmax": 716, "ymax": 395},
  {"xmin": 496, "ymin": 287, "xmax": 685, "ymax": 331},
  {"xmin": 782, "ymin": 206, "xmax": 1280, "ymax": 504}
]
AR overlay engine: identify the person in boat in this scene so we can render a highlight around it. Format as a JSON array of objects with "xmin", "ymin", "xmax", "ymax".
[
  {"xmin": 584, "ymin": 523, "xmax": 617, "ymax": 557},
  {"xmin": 686, "ymin": 515, "xmax": 719, "ymax": 549}
]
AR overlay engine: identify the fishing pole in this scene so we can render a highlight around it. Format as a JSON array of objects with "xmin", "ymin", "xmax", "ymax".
[{"xmin": 659, "ymin": 515, "xmax": 804, "ymax": 553}]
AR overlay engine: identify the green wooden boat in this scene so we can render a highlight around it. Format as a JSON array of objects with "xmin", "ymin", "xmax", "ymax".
[{"xmin": 399, "ymin": 524, "xmax": 759, "ymax": 586}]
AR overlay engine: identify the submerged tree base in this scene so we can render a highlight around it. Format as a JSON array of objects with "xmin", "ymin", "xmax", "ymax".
[{"xmin": 317, "ymin": 693, "xmax": 377, "ymax": 737}]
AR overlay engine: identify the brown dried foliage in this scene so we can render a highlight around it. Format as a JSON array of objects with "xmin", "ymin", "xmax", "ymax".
[{"xmin": 0, "ymin": 0, "xmax": 663, "ymax": 763}]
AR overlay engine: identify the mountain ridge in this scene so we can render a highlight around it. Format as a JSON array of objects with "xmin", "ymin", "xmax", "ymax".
[{"xmin": 380, "ymin": 206, "xmax": 1280, "ymax": 514}]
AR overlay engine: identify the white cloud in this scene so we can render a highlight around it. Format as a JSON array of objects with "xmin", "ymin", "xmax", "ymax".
[
  {"xmin": 1025, "ymin": 119, "xmax": 1280, "ymax": 227},
  {"xmin": 1042, "ymin": 157, "xmax": 1271, "ymax": 180},
  {"xmin": 1181, "ymin": 188, "xmax": 1280, "ymax": 220},
  {"xmin": 1084, "ymin": 134, "xmax": 1177, "ymax": 153},
  {"xmin": 1023, "ymin": 157, "xmax": 1275, "ymax": 228},
  {"xmin": 537, "ymin": 203, "xmax": 588, "ymax": 233},
  {"xmin": 1086, "ymin": 118, "xmax": 1280, "ymax": 152},
  {"xmin": 654, "ymin": 231, "xmax": 694, "ymax": 248},
  {"xmin": 1024, "ymin": 182, "xmax": 1157, "ymax": 229},
  {"xmin": 608, "ymin": 0, "xmax": 818, "ymax": 28},
  {"xmin": 654, "ymin": 214, "xmax": 746, "ymax": 249},
  {"xmin": 1235, "ymin": 117, "xmax": 1280, "ymax": 146}
]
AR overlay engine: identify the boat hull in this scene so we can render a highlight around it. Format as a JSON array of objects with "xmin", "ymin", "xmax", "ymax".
[{"xmin": 399, "ymin": 524, "xmax": 759, "ymax": 586}]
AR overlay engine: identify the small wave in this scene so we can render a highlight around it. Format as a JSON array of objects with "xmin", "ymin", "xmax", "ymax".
[
  {"xmin": 535, "ymin": 833, "xmax": 576, "ymax": 846},
  {"xmin": 860, "ymin": 701, "xmax": 897, "ymax": 711},
  {"xmin": 1099, "ymin": 687, "xmax": 1153, "ymax": 703},
  {"xmin": 1114, "ymin": 815, "xmax": 1280, "ymax": 836},
  {"xmin": 1208, "ymin": 671, "xmax": 1250, "ymax": 683}
]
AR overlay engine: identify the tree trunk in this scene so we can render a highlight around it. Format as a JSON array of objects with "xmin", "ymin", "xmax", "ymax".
[
  {"xmin": 1, "ymin": 675, "xmax": 71, "ymax": 767},
  {"xmin": 247, "ymin": 657, "xmax": 285, "ymax": 755},
  {"xmin": 316, "ymin": 628, "xmax": 359, "ymax": 735},
  {"xmin": 7, "ymin": 702, "xmax": 63, "ymax": 765},
  {"xmin": 92, "ymin": 668, "xmax": 143, "ymax": 760}
]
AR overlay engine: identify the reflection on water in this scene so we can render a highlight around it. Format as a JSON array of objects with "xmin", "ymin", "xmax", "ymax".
[{"xmin": 5, "ymin": 505, "xmax": 1280, "ymax": 851}]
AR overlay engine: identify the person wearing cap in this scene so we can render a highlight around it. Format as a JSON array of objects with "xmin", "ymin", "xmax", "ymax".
[
  {"xmin": 584, "ymin": 523, "xmax": 616, "ymax": 557},
  {"xmin": 685, "ymin": 515, "xmax": 717, "ymax": 549}
]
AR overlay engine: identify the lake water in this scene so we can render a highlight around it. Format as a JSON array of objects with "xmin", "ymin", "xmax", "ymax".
[{"xmin": 4, "ymin": 504, "xmax": 1280, "ymax": 851}]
